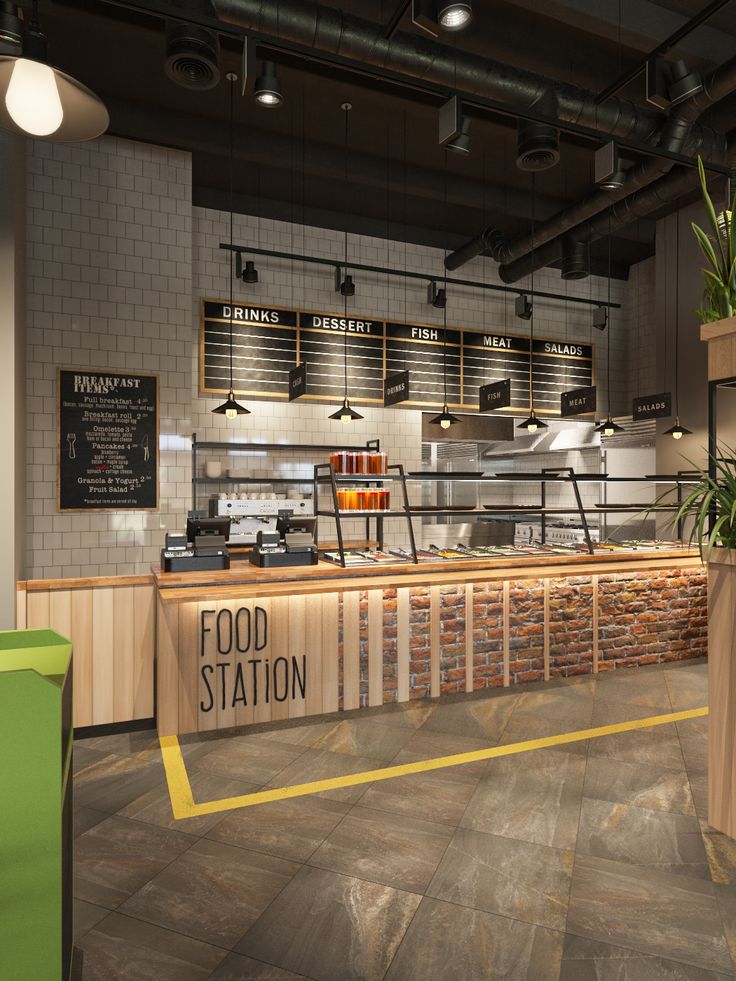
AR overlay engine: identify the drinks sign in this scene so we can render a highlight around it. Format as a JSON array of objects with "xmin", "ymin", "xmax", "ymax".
[
  {"xmin": 633, "ymin": 392, "xmax": 672, "ymax": 420},
  {"xmin": 384, "ymin": 370, "xmax": 410, "ymax": 406}
]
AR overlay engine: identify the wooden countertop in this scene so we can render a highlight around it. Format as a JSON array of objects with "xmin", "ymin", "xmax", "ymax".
[{"xmin": 153, "ymin": 548, "xmax": 703, "ymax": 603}]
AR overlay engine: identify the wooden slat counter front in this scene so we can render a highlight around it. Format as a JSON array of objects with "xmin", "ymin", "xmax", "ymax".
[{"xmin": 154, "ymin": 549, "xmax": 707, "ymax": 737}]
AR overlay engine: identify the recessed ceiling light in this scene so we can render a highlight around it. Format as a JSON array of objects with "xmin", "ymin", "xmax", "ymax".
[
  {"xmin": 254, "ymin": 60, "xmax": 283, "ymax": 107},
  {"xmin": 438, "ymin": 0, "xmax": 473, "ymax": 30}
]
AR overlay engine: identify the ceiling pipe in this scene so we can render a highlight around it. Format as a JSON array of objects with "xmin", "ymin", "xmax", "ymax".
[
  {"xmin": 446, "ymin": 52, "xmax": 736, "ymax": 274},
  {"xmin": 497, "ymin": 164, "xmax": 700, "ymax": 283},
  {"xmin": 211, "ymin": 0, "xmax": 722, "ymax": 154}
]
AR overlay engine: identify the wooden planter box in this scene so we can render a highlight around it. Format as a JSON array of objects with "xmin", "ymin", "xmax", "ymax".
[
  {"xmin": 708, "ymin": 549, "xmax": 736, "ymax": 837},
  {"xmin": 701, "ymin": 315, "xmax": 736, "ymax": 381}
]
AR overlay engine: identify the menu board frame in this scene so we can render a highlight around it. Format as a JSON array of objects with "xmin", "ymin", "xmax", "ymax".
[
  {"xmin": 56, "ymin": 367, "xmax": 159, "ymax": 513},
  {"xmin": 199, "ymin": 298, "xmax": 595, "ymax": 416}
]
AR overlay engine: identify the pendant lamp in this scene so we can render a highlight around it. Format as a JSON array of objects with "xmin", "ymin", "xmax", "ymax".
[
  {"xmin": 213, "ymin": 73, "xmax": 249, "ymax": 420},
  {"xmin": 329, "ymin": 102, "xmax": 363, "ymax": 424},
  {"xmin": 595, "ymin": 219, "xmax": 623, "ymax": 438},
  {"xmin": 518, "ymin": 174, "xmax": 548, "ymax": 434},
  {"xmin": 429, "ymin": 305, "xmax": 459, "ymax": 429},
  {"xmin": 663, "ymin": 214, "xmax": 691, "ymax": 440},
  {"xmin": 0, "ymin": 0, "xmax": 108, "ymax": 140}
]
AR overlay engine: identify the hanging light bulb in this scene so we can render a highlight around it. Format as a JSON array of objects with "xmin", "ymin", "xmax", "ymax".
[
  {"xmin": 0, "ymin": 1, "xmax": 108, "ymax": 141},
  {"xmin": 664, "ymin": 417, "xmax": 692, "ymax": 440},
  {"xmin": 517, "ymin": 409, "xmax": 548, "ymax": 434},
  {"xmin": 429, "ymin": 404, "xmax": 459, "ymax": 429},
  {"xmin": 5, "ymin": 58, "xmax": 62, "ymax": 135},
  {"xmin": 212, "ymin": 390, "xmax": 249, "ymax": 418},
  {"xmin": 329, "ymin": 398, "xmax": 363, "ymax": 424},
  {"xmin": 595, "ymin": 414, "xmax": 623, "ymax": 437}
]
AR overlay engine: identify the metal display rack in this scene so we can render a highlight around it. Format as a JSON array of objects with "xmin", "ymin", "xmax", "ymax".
[
  {"xmin": 314, "ymin": 462, "xmax": 418, "ymax": 567},
  {"xmin": 191, "ymin": 432, "xmax": 379, "ymax": 511},
  {"xmin": 313, "ymin": 467, "xmax": 698, "ymax": 565}
]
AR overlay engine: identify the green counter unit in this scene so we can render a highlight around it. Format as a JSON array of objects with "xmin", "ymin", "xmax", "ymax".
[{"xmin": 0, "ymin": 628, "xmax": 73, "ymax": 981}]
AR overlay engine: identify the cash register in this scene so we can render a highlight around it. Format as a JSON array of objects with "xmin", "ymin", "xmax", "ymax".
[
  {"xmin": 249, "ymin": 513, "xmax": 318, "ymax": 568},
  {"xmin": 160, "ymin": 514, "xmax": 231, "ymax": 572}
]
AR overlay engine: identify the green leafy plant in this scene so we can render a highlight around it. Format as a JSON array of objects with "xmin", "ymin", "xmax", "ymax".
[
  {"xmin": 691, "ymin": 156, "xmax": 736, "ymax": 323},
  {"xmin": 673, "ymin": 446, "xmax": 736, "ymax": 558}
]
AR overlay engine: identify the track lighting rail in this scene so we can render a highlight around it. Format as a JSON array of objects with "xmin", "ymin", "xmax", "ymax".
[{"xmin": 219, "ymin": 242, "xmax": 621, "ymax": 309}]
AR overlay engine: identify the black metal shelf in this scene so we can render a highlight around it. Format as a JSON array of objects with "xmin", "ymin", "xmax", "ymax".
[
  {"xmin": 194, "ymin": 440, "xmax": 380, "ymax": 452},
  {"xmin": 193, "ymin": 476, "xmax": 314, "ymax": 485}
]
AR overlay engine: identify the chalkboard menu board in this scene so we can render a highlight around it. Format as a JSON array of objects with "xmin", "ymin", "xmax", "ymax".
[
  {"xmin": 57, "ymin": 369, "xmax": 158, "ymax": 511},
  {"xmin": 199, "ymin": 299, "xmax": 594, "ymax": 416}
]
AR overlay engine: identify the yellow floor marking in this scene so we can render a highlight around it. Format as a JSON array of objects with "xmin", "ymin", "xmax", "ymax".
[{"xmin": 160, "ymin": 705, "xmax": 708, "ymax": 819}]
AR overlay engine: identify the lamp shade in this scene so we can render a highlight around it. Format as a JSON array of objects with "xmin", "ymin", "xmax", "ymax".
[{"xmin": 0, "ymin": 55, "xmax": 108, "ymax": 141}]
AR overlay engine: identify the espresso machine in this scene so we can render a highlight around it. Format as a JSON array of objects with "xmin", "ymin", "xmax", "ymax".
[{"xmin": 209, "ymin": 496, "xmax": 313, "ymax": 547}]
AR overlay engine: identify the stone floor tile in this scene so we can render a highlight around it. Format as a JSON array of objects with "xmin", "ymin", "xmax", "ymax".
[
  {"xmin": 237, "ymin": 865, "xmax": 421, "ymax": 981},
  {"xmin": 558, "ymin": 933, "xmax": 732, "ymax": 981},
  {"xmin": 208, "ymin": 952, "xmax": 310, "ymax": 979},
  {"xmin": 308, "ymin": 804, "xmax": 452, "ymax": 894},
  {"xmin": 75, "ymin": 911, "xmax": 225, "ymax": 981},
  {"xmin": 121, "ymin": 838, "xmax": 299, "ymax": 949},
  {"xmin": 588, "ymin": 724, "xmax": 685, "ymax": 770},
  {"xmin": 702, "ymin": 824, "xmax": 736, "ymax": 885},
  {"xmin": 461, "ymin": 748, "xmax": 586, "ymax": 849},
  {"xmin": 207, "ymin": 795, "xmax": 349, "ymax": 863},
  {"xmin": 576, "ymin": 797, "xmax": 709, "ymax": 879},
  {"xmin": 189, "ymin": 736, "xmax": 305, "ymax": 785},
  {"xmin": 567, "ymin": 854, "xmax": 731, "ymax": 974},
  {"xmin": 384, "ymin": 896, "xmax": 565, "ymax": 981},
  {"xmin": 73, "ymin": 815, "xmax": 194, "ymax": 909},
  {"xmin": 595, "ymin": 668, "xmax": 672, "ymax": 710},
  {"xmin": 498, "ymin": 713, "xmax": 590, "ymax": 756},
  {"xmin": 73, "ymin": 805, "xmax": 108, "ymax": 839},
  {"xmin": 311, "ymin": 718, "xmax": 413, "ymax": 761},
  {"xmin": 73, "ymin": 899, "xmax": 108, "ymax": 941},
  {"xmin": 426, "ymin": 828, "xmax": 573, "ymax": 930},
  {"xmin": 73, "ymin": 753, "xmax": 165, "ymax": 814},
  {"xmin": 583, "ymin": 756, "xmax": 695, "ymax": 816},
  {"xmin": 419, "ymin": 692, "xmax": 519, "ymax": 741},
  {"xmin": 261, "ymin": 748, "xmax": 386, "ymax": 804}
]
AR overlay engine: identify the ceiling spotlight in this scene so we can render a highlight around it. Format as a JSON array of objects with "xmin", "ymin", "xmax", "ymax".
[
  {"xmin": 595, "ymin": 141, "xmax": 626, "ymax": 191},
  {"xmin": 515, "ymin": 293, "xmax": 533, "ymax": 320},
  {"xmin": 439, "ymin": 95, "xmax": 471, "ymax": 154},
  {"xmin": 595, "ymin": 415, "xmax": 624, "ymax": 437},
  {"xmin": 339, "ymin": 273, "xmax": 355, "ymax": 297},
  {"xmin": 413, "ymin": 0, "xmax": 471, "ymax": 35},
  {"xmin": 517, "ymin": 409, "xmax": 548, "ymax": 434},
  {"xmin": 430, "ymin": 404, "xmax": 460, "ymax": 430},
  {"xmin": 664, "ymin": 418, "xmax": 692, "ymax": 440},
  {"xmin": 646, "ymin": 56, "xmax": 703, "ymax": 110},
  {"xmin": 0, "ymin": 2, "xmax": 108, "ymax": 140},
  {"xmin": 254, "ymin": 60, "xmax": 282, "ymax": 107},
  {"xmin": 212, "ymin": 390, "xmax": 250, "ymax": 419},
  {"xmin": 242, "ymin": 259, "xmax": 258, "ymax": 284},
  {"xmin": 592, "ymin": 305, "xmax": 608, "ymax": 330},
  {"xmin": 428, "ymin": 281, "xmax": 447, "ymax": 308},
  {"xmin": 329, "ymin": 398, "xmax": 363, "ymax": 424}
]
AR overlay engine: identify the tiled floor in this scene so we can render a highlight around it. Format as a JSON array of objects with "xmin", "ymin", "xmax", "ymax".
[{"xmin": 70, "ymin": 658, "xmax": 736, "ymax": 981}]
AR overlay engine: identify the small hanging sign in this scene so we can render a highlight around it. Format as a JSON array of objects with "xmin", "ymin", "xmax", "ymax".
[
  {"xmin": 633, "ymin": 392, "xmax": 672, "ymax": 420},
  {"xmin": 384, "ymin": 370, "xmax": 410, "ymax": 407},
  {"xmin": 479, "ymin": 378, "xmax": 512, "ymax": 412},
  {"xmin": 561, "ymin": 385, "xmax": 597, "ymax": 417},
  {"xmin": 288, "ymin": 363, "xmax": 307, "ymax": 401}
]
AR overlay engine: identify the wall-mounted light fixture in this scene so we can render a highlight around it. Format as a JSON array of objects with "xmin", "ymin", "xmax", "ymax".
[
  {"xmin": 428, "ymin": 281, "xmax": 447, "ymax": 308},
  {"xmin": 515, "ymin": 293, "xmax": 533, "ymax": 320},
  {"xmin": 646, "ymin": 57, "xmax": 703, "ymax": 110},
  {"xmin": 592, "ymin": 305, "xmax": 608, "ymax": 330},
  {"xmin": 595, "ymin": 141, "xmax": 626, "ymax": 191},
  {"xmin": 236, "ymin": 254, "xmax": 259, "ymax": 284}
]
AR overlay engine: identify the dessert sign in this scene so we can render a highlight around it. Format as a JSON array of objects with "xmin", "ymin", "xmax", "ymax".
[{"xmin": 57, "ymin": 368, "xmax": 158, "ymax": 511}]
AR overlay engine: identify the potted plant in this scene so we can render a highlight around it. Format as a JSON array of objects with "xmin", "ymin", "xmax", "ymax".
[
  {"xmin": 692, "ymin": 156, "xmax": 736, "ymax": 324},
  {"xmin": 673, "ymin": 446, "xmax": 736, "ymax": 840}
]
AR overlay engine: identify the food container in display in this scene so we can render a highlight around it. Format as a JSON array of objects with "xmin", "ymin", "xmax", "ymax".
[
  {"xmin": 354, "ymin": 452, "xmax": 371, "ymax": 474},
  {"xmin": 205, "ymin": 461, "xmax": 222, "ymax": 478},
  {"xmin": 369, "ymin": 452, "xmax": 388, "ymax": 474},
  {"xmin": 377, "ymin": 489, "xmax": 390, "ymax": 510}
]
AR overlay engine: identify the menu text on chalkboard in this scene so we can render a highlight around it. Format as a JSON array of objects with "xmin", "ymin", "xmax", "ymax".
[{"xmin": 57, "ymin": 369, "xmax": 158, "ymax": 511}]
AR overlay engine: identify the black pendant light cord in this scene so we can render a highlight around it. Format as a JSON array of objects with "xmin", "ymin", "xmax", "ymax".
[
  {"xmin": 228, "ymin": 74, "xmax": 235, "ymax": 394},
  {"xmin": 674, "ymin": 212, "xmax": 680, "ymax": 416},
  {"xmin": 607, "ymin": 212, "xmax": 612, "ymax": 415},
  {"xmin": 443, "ymin": 152, "xmax": 449, "ymax": 406},
  {"xmin": 343, "ymin": 103, "xmax": 349, "ymax": 400},
  {"xmin": 529, "ymin": 172, "xmax": 536, "ymax": 410}
]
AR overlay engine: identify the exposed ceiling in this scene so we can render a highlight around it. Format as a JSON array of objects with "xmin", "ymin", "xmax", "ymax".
[{"xmin": 40, "ymin": 0, "xmax": 736, "ymax": 277}]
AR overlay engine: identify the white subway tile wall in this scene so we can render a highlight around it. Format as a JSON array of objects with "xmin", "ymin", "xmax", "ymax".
[{"xmin": 25, "ymin": 134, "xmax": 648, "ymax": 579}]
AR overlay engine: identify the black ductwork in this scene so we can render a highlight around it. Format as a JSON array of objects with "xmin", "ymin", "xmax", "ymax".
[
  {"xmin": 212, "ymin": 0, "xmax": 721, "ymax": 154},
  {"xmin": 560, "ymin": 239, "xmax": 588, "ymax": 280},
  {"xmin": 447, "ymin": 52, "xmax": 736, "ymax": 278}
]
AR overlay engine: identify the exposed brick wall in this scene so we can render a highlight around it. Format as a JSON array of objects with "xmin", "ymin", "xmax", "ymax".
[
  {"xmin": 333, "ymin": 565, "xmax": 707, "ymax": 708},
  {"xmin": 598, "ymin": 567, "xmax": 707, "ymax": 668},
  {"xmin": 549, "ymin": 576, "xmax": 595, "ymax": 678}
]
